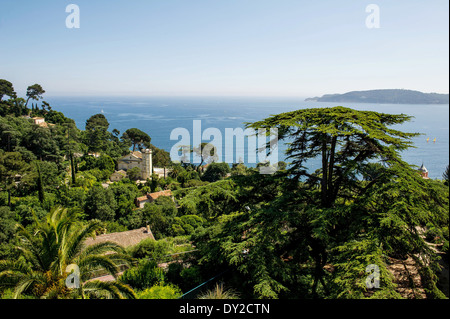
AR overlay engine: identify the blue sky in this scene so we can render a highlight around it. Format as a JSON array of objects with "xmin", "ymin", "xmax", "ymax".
[{"xmin": 0, "ymin": 0, "xmax": 448, "ymax": 97}]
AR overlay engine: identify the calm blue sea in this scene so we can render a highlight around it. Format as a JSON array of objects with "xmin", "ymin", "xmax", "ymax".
[{"xmin": 46, "ymin": 96, "xmax": 449, "ymax": 179}]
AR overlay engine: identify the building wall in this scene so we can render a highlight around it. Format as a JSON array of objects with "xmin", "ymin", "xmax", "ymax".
[
  {"xmin": 110, "ymin": 173, "xmax": 125, "ymax": 182},
  {"xmin": 117, "ymin": 151, "xmax": 153, "ymax": 180},
  {"xmin": 141, "ymin": 149, "xmax": 153, "ymax": 180},
  {"xmin": 118, "ymin": 154, "xmax": 139, "ymax": 171},
  {"xmin": 137, "ymin": 198, "xmax": 154, "ymax": 208}
]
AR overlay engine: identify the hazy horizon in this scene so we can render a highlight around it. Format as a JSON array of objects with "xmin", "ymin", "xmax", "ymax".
[{"xmin": 41, "ymin": 87, "xmax": 449, "ymax": 99}]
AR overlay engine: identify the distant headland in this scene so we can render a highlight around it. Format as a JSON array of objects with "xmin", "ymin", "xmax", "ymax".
[{"xmin": 305, "ymin": 89, "xmax": 449, "ymax": 104}]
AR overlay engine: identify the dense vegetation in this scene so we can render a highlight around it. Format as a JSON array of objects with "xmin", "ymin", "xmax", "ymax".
[{"xmin": 0, "ymin": 79, "xmax": 448, "ymax": 299}]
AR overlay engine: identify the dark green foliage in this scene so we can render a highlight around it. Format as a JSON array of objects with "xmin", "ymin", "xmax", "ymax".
[
  {"xmin": 230, "ymin": 163, "xmax": 249, "ymax": 176},
  {"xmin": 84, "ymin": 186, "xmax": 117, "ymax": 221},
  {"xmin": 25, "ymin": 84, "xmax": 45, "ymax": 107},
  {"xmin": 79, "ymin": 154, "xmax": 116, "ymax": 181},
  {"xmin": 23, "ymin": 125, "xmax": 60, "ymax": 161},
  {"xmin": 150, "ymin": 144, "xmax": 171, "ymax": 168},
  {"xmin": 247, "ymin": 106, "xmax": 419, "ymax": 208},
  {"xmin": 57, "ymin": 186, "xmax": 87, "ymax": 210},
  {"xmin": 119, "ymin": 260, "xmax": 165, "ymax": 291},
  {"xmin": 123, "ymin": 128, "xmax": 151, "ymax": 151},
  {"xmin": 328, "ymin": 240, "xmax": 401, "ymax": 299},
  {"xmin": 167, "ymin": 263, "xmax": 203, "ymax": 292},
  {"xmin": 172, "ymin": 215, "xmax": 204, "ymax": 236},
  {"xmin": 139, "ymin": 196, "xmax": 178, "ymax": 238},
  {"xmin": 0, "ymin": 151, "xmax": 32, "ymax": 206},
  {"xmin": 0, "ymin": 80, "xmax": 15, "ymax": 101},
  {"xmin": 127, "ymin": 167, "xmax": 141, "ymax": 181},
  {"xmin": 0, "ymin": 206, "xmax": 17, "ymax": 259},
  {"xmin": 176, "ymin": 179, "xmax": 239, "ymax": 220},
  {"xmin": 202, "ymin": 162, "xmax": 231, "ymax": 182},
  {"xmin": 44, "ymin": 110, "xmax": 75, "ymax": 125},
  {"xmin": 35, "ymin": 161, "xmax": 45, "ymax": 203},
  {"xmin": 128, "ymin": 238, "xmax": 173, "ymax": 260},
  {"xmin": 84, "ymin": 114, "xmax": 110, "ymax": 153},
  {"xmin": 109, "ymin": 183, "xmax": 140, "ymax": 226},
  {"xmin": 189, "ymin": 107, "xmax": 448, "ymax": 299}
]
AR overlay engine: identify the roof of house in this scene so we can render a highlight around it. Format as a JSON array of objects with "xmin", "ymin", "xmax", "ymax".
[
  {"xmin": 131, "ymin": 151, "xmax": 143, "ymax": 159},
  {"xmin": 136, "ymin": 195, "xmax": 150, "ymax": 202},
  {"xmin": 111, "ymin": 170, "xmax": 127, "ymax": 176},
  {"xmin": 135, "ymin": 190, "xmax": 173, "ymax": 205},
  {"xmin": 84, "ymin": 227, "xmax": 155, "ymax": 248},
  {"xmin": 148, "ymin": 190, "xmax": 172, "ymax": 200},
  {"xmin": 118, "ymin": 151, "xmax": 143, "ymax": 163}
]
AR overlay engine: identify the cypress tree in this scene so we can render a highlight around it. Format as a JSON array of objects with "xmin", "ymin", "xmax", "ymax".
[{"xmin": 70, "ymin": 153, "xmax": 76, "ymax": 185}]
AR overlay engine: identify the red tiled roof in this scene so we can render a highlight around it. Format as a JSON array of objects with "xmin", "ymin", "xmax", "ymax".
[
  {"xmin": 136, "ymin": 195, "xmax": 149, "ymax": 202},
  {"xmin": 148, "ymin": 190, "xmax": 172, "ymax": 200}
]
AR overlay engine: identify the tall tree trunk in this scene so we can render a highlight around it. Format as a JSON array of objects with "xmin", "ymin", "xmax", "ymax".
[
  {"xmin": 311, "ymin": 238, "xmax": 328, "ymax": 298},
  {"xmin": 327, "ymin": 135, "xmax": 337, "ymax": 205}
]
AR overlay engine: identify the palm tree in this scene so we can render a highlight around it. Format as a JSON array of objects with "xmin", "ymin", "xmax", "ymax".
[{"xmin": 0, "ymin": 207, "xmax": 136, "ymax": 299}]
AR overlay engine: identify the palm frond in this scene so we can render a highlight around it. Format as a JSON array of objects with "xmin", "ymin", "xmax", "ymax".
[
  {"xmin": 62, "ymin": 219, "xmax": 104, "ymax": 264},
  {"xmin": 82, "ymin": 280, "xmax": 136, "ymax": 299},
  {"xmin": 77, "ymin": 255, "xmax": 121, "ymax": 281}
]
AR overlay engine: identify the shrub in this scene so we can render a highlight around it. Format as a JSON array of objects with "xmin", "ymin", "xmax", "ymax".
[
  {"xmin": 167, "ymin": 263, "xmax": 203, "ymax": 292},
  {"xmin": 172, "ymin": 215, "xmax": 204, "ymax": 236},
  {"xmin": 118, "ymin": 260, "xmax": 165, "ymax": 290},
  {"xmin": 128, "ymin": 238, "xmax": 172, "ymax": 260},
  {"xmin": 201, "ymin": 162, "xmax": 230, "ymax": 182},
  {"xmin": 425, "ymin": 223, "xmax": 443, "ymax": 243},
  {"xmin": 137, "ymin": 283, "xmax": 182, "ymax": 299}
]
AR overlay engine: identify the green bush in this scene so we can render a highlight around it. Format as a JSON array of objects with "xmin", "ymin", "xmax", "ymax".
[
  {"xmin": 201, "ymin": 162, "xmax": 230, "ymax": 182},
  {"xmin": 167, "ymin": 263, "xmax": 203, "ymax": 292},
  {"xmin": 137, "ymin": 283, "xmax": 182, "ymax": 299},
  {"xmin": 172, "ymin": 215, "xmax": 204, "ymax": 236},
  {"xmin": 128, "ymin": 238, "xmax": 172, "ymax": 260},
  {"xmin": 1, "ymin": 288, "xmax": 36, "ymax": 299},
  {"xmin": 184, "ymin": 179, "xmax": 209, "ymax": 188},
  {"xmin": 172, "ymin": 223, "xmax": 185, "ymax": 236},
  {"xmin": 118, "ymin": 260, "xmax": 165, "ymax": 290},
  {"xmin": 180, "ymin": 266, "xmax": 203, "ymax": 289},
  {"xmin": 425, "ymin": 223, "xmax": 443, "ymax": 243},
  {"xmin": 103, "ymin": 220, "xmax": 128, "ymax": 233}
]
